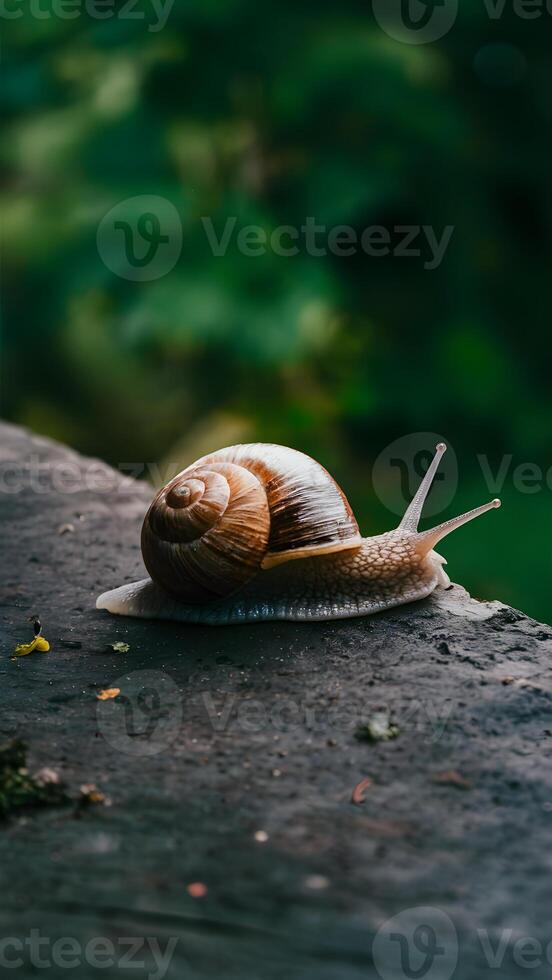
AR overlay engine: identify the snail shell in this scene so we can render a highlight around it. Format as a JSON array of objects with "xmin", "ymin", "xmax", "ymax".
[{"xmin": 141, "ymin": 444, "xmax": 362, "ymax": 603}]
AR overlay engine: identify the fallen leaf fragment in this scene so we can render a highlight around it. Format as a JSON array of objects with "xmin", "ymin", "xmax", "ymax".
[
  {"xmin": 96, "ymin": 688, "xmax": 120, "ymax": 701},
  {"xmin": 33, "ymin": 768, "xmax": 61, "ymax": 788},
  {"xmin": 355, "ymin": 710, "xmax": 400, "ymax": 743},
  {"xmin": 351, "ymin": 777, "xmax": 373, "ymax": 805},
  {"xmin": 304, "ymin": 875, "xmax": 329, "ymax": 890},
  {"xmin": 110, "ymin": 642, "xmax": 130, "ymax": 653},
  {"xmin": 186, "ymin": 882, "xmax": 207, "ymax": 898},
  {"xmin": 79, "ymin": 783, "xmax": 110, "ymax": 806},
  {"xmin": 433, "ymin": 770, "xmax": 471, "ymax": 790},
  {"xmin": 58, "ymin": 523, "xmax": 75, "ymax": 535},
  {"xmin": 13, "ymin": 636, "xmax": 50, "ymax": 658},
  {"xmin": 13, "ymin": 617, "xmax": 50, "ymax": 658}
]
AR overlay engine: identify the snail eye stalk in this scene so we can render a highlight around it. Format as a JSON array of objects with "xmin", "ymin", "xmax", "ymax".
[
  {"xmin": 415, "ymin": 499, "xmax": 501, "ymax": 555},
  {"xmin": 397, "ymin": 442, "xmax": 501, "ymax": 554},
  {"xmin": 399, "ymin": 443, "xmax": 447, "ymax": 533}
]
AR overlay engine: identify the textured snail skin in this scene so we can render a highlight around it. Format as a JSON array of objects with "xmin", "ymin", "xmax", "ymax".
[
  {"xmin": 96, "ymin": 535, "xmax": 449, "ymax": 624},
  {"xmin": 97, "ymin": 441, "xmax": 499, "ymax": 625}
]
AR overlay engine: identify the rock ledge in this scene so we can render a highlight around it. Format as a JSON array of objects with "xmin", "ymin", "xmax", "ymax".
[{"xmin": 1, "ymin": 421, "xmax": 551, "ymax": 980}]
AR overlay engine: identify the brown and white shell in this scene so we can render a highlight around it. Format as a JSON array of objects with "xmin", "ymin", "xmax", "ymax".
[{"xmin": 141, "ymin": 444, "xmax": 362, "ymax": 603}]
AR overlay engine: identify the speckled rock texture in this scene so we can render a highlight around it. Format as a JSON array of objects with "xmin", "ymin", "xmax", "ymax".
[{"xmin": 1, "ymin": 420, "xmax": 551, "ymax": 980}]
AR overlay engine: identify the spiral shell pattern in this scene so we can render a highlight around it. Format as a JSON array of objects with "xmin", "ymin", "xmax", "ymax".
[
  {"xmin": 142, "ymin": 463, "xmax": 271, "ymax": 602},
  {"xmin": 141, "ymin": 444, "xmax": 362, "ymax": 603}
]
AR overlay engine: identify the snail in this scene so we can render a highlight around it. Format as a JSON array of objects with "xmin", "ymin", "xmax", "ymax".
[{"xmin": 97, "ymin": 442, "xmax": 500, "ymax": 625}]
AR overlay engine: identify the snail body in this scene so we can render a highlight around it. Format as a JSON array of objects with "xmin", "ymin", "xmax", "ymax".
[{"xmin": 97, "ymin": 442, "xmax": 500, "ymax": 625}]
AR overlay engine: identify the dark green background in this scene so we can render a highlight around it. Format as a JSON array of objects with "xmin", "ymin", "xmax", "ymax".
[{"xmin": 2, "ymin": 1, "xmax": 551, "ymax": 621}]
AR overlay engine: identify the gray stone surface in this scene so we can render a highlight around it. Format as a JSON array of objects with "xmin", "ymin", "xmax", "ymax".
[{"xmin": 1, "ymin": 420, "xmax": 552, "ymax": 979}]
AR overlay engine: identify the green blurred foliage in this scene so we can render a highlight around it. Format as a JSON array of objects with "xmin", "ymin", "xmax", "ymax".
[{"xmin": 2, "ymin": 0, "xmax": 551, "ymax": 620}]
